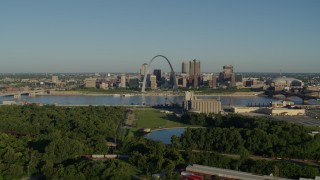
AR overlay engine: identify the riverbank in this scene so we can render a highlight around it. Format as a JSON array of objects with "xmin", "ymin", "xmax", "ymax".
[{"xmin": 44, "ymin": 90, "xmax": 264, "ymax": 97}]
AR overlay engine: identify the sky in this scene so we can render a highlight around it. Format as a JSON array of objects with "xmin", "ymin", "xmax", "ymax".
[{"xmin": 0, "ymin": 0, "xmax": 319, "ymax": 73}]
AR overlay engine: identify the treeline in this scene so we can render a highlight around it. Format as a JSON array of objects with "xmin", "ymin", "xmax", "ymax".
[
  {"xmin": 183, "ymin": 151, "xmax": 320, "ymax": 179},
  {"xmin": 0, "ymin": 105, "xmax": 126, "ymax": 179},
  {"xmin": 1, "ymin": 105, "xmax": 319, "ymax": 179},
  {"xmin": 181, "ymin": 113, "xmax": 320, "ymax": 160},
  {"xmin": 122, "ymin": 136, "xmax": 320, "ymax": 179},
  {"xmin": 121, "ymin": 137, "xmax": 183, "ymax": 179}
]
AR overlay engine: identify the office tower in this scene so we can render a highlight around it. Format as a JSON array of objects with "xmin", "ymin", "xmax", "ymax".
[
  {"xmin": 189, "ymin": 61, "xmax": 194, "ymax": 76},
  {"xmin": 153, "ymin": 69, "xmax": 162, "ymax": 82},
  {"xmin": 235, "ymin": 74, "xmax": 243, "ymax": 82},
  {"xmin": 150, "ymin": 75, "xmax": 157, "ymax": 89},
  {"xmin": 182, "ymin": 76, "xmax": 187, "ymax": 88},
  {"xmin": 189, "ymin": 59, "xmax": 200, "ymax": 76},
  {"xmin": 140, "ymin": 63, "xmax": 148, "ymax": 76},
  {"xmin": 211, "ymin": 74, "xmax": 217, "ymax": 88},
  {"xmin": 194, "ymin": 60, "xmax": 200, "ymax": 76},
  {"xmin": 231, "ymin": 73, "xmax": 236, "ymax": 87},
  {"xmin": 128, "ymin": 78, "xmax": 139, "ymax": 89},
  {"xmin": 223, "ymin": 65, "xmax": 233, "ymax": 79},
  {"xmin": 182, "ymin": 61, "xmax": 189, "ymax": 74},
  {"xmin": 120, "ymin": 74, "xmax": 126, "ymax": 88},
  {"xmin": 193, "ymin": 76, "xmax": 199, "ymax": 88},
  {"xmin": 189, "ymin": 59, "xmax": 200, "ymax": 88},
  {"xmin": 52, "ymin": 76, "xmax": 59, "ymax": 83}
]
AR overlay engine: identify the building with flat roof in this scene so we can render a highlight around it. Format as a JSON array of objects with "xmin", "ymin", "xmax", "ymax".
[
  {"xmin": 52, "ymin": 76, "xmax": 59, "ymax": 83},
  {"xmin": 120, "ymin": 74, "xmax": 126, "ymax": 88},
  {"xmin": 140, "ymin": 63, "xmax": 148, "ymax": 77},
  {"xmin": 184, "ymin": 91, "xmax": 221, "ymax": 114},
  {"xmin": 182, "ymin": 61, "xmax": 189, "ymax": 74},
  {"xmin": 150, "ymin": 75, "xmax": 157, "ymax": 90},
  {"xmin": 84, "ymin": 78, "xmax": 97, "ymax": 88}
]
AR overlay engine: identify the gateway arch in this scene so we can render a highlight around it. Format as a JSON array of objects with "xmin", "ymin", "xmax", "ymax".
[{"xmin": 141, "ymin": 55, "xmax": 177, "ymax": 92}]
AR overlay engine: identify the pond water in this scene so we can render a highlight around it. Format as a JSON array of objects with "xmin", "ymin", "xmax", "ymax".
[{"xmin": 145, "ymin": 128, "xmax": 186, "ymax": 144}]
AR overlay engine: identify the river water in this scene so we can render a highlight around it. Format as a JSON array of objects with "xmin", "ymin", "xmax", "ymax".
[{"xmin": 1, "ymin": 94, "xmax": 317, "ymax": 106}]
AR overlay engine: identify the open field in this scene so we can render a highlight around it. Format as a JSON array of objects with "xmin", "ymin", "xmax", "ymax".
[{"xmin": 134, "ymin": 108, "xmax": 188, "ymax": 129}]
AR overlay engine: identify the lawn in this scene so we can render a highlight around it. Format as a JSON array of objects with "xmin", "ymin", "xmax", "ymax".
[{"xmin": 134, "ymin": 108, "xmax": 188, "ymax": 129}]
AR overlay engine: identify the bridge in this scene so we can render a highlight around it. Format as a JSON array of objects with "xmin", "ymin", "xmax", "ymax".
[
  {"xmin": 267, "ymin": 89, "xmax": 320, "ymax": 104},
  {"xmin": 0, "ymin": 90, "xmax": 47, "ymax": 98}
]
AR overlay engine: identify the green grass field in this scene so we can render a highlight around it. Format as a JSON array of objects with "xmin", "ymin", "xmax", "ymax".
[{"xmin": 134, "ymin": 108, "xmax": 188, "ymax": 129}]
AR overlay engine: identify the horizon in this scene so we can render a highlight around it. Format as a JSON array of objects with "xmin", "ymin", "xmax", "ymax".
[{"xmin": 1, "ymin": 0, "xmax": 319, "ymax": 73}]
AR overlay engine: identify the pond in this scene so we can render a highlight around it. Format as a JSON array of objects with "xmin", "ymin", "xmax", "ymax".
[{"xmin": 145, "ymin": 128, "xmax": 186, "ymax": 144}]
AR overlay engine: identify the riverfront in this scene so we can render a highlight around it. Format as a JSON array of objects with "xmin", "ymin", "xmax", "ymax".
[{"xmin": 1, "ymin": 92, "xmax": 318, "ymax": 106}]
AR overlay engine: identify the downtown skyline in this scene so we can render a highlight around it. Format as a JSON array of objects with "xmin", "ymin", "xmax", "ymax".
[{"xmin": 1, "ymin": 0, "xmax": 320, "ymax": 73}]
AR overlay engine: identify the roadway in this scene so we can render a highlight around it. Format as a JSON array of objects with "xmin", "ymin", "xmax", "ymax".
[
  {"xmin": 186, "ymin": 164, "xmax": 292, "ymax": 180},
  {"xmin": 239, "ymin": 112, "xmax": 320, "ymax": 127}
]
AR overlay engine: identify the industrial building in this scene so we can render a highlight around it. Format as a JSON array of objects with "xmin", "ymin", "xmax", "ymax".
[
  {"xmin": 183, "ymin": 91, "xmax": 222, "ymax": 114},
  {"xmin": 232, "ymin": 100, "xmax": 305, "ymax": 116}
]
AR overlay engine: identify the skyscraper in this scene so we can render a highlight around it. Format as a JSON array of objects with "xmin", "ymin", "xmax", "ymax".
[
  {"xmin": 150, "ymin": 75, "xmax": 157, "ymax": 90},
  {"xmin": 189, "ymin": 59, "xmax": 200, "ymax": 76},
  {"xmin": 189, "ymin": 59, "xmax": 201, "ymax": 88},
  {"xmin": 223, "ymin": 64, "xmax": 233, "ymax": 79},
  {"xmin": 194, "ymin": 60, "xmax": 200, "ymax": 76},
  {"xmin": 153, "ymin": 69, "xmax": 162, "ymax": 82},
  {"xmin": 189, "ymin": 61, "xmax": 195, "ymax": 76},
  {"xmin": 211, "ymin": 74, "xmax": 217, "ymax": 88},
  {"xmin": 231, "ymin": 73, "xmax": 236, "ymax": 87},
  {"xmin": 120, "ymin": 74, "xmax": 126, "ymax": 88},
  {"xmin": 140, "ymin": 63, "xmax": 148, "ymax": 76},
  {"xmin": 182, "ymin": 61, "xmax": 189, "ymax": 74}
]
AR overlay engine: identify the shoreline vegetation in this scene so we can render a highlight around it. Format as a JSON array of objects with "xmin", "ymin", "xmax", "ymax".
[{"xmin": 44, "ymin": 89, "xmax": 264, "ymax": 97}]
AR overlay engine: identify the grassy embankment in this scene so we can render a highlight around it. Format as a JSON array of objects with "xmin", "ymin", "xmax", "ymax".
[{"xmin": 120, "ymin": 108, "xmax": 195, "ymax": 139}]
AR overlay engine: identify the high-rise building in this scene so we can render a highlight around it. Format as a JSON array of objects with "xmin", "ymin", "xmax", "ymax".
[
  {"xmin": 235, "ymin": 74, "xmax": 243, "ymax": 82},
  {"xmin": 193, "ymin": 76, "xmax": 199, "ymax": 88},
  {"xmin": 153, "ymin": 69, "xmax": 162, "ymax": 82},
  {"xmin": 182, "ymin": 76, "xmax": 187, "ymax": 88},
  {"xmin": 189, "ymin": 61, "xmax": 195, "ymax": 76},
  {"xmin": 231, "ymin": 73, "xmax": 236, "ymax": 87},
  {"xmin": 209, "ymin": 74, "xmax": 217, "ymax": 88},
  {"xmin": 194, "ymin": 60, "xmax": 200, "ymax": 76},
  {"xmin": 223, "ymin": 65, "xmax": 233, "ymax": 79},
  {"xmin": 140, "ymin": 63, "xmax": 148, "ymax": 76},
  {"xmin": 182, "ymin": 61, "xmax": 189, "ymax": 74},
  {"xmin": 120, "ymin": 74, "xmax": 126, "ymax": 88},
  {"xmin": 150, "ymin": 75, "xmax": 157, "ymax": 90},
  {"xmin": 189, "ymin": 59, "xmax": 200, "ymax": 87},
  {"xmin": 52, "ymin": 76, "xmax": 59, "ymax": 83},
  {"xmin": 189, "ymin": 59, "xmax": 200, "ymax": 76}
]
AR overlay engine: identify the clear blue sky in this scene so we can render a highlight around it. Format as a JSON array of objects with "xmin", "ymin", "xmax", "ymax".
[{"xmin": 0, "ymin": 0, "xmax": 319, "ymax": 73}]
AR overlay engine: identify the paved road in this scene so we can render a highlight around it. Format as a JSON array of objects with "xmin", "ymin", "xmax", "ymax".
[
  {"xmin": 186, "ymin": 164, "xmax": 292, "ymax": 180},
  {"xmin": 240, "ymin": 112, "xmax": 320, "ymax": 127}
]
